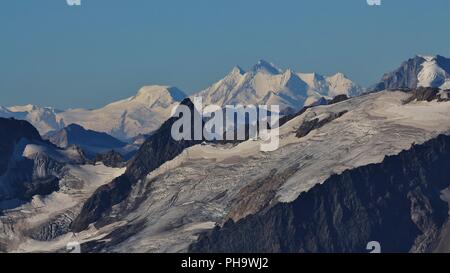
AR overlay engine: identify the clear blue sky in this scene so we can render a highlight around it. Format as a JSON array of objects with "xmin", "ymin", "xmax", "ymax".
[{"xmin": 1, "ymin": 0, "xmax": 450, "ymax": 109}]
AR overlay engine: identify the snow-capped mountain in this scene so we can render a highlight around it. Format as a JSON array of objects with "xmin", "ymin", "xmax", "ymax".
[
  {"xmin": 0, "ymin": 105, "xmax": 64, "ymax": 135},
  {"xmin": 2, "ymin": 88, "xmax": 450, "ymax": 253},
  {"xmin": 1, "ymin": 61, "xmax": 361, "ymax": 140},
  {"xmin": 58, "ymin": 85, "xmax": 186, "ymax": 140},
  {"xmin": 196, "ymin": 60, "xmax": 363, "ymax": 113},
  {"xmin": 299, "ymin": 72, "xmax": 364, "ymax": 98},
  {"xmin": 1, "ymin": 86, "xmax": 185, "ymax": 141},
  {"xmin": 370, "ymin": 55, "xmax": 450, "ymax": 91},
  {"xmin": 418, "ymin": 56, "xmax": 450, "ymax": 89},
  {"xmin": 44, "ymin": 124, "xmax": 138, "ymax": 159}
]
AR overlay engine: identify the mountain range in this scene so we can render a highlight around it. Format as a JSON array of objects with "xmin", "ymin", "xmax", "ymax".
[
  {"xmin": 0, "ymin": 60, "xmax": 364, "ymax": 140},
  {"xmin": 1, "ymin": 86, "xmax": 450, "ymax": 252},
  {"xmin": 196, "ymin": 60, "xmax": 363, "ymax": 114},
  {"xmin": 4, "ymin": 56, "xmax": 449, "ymax": 143},
  {"xmin": 2, "ymin": 56, "xmax": 450, "ymax": 253}
]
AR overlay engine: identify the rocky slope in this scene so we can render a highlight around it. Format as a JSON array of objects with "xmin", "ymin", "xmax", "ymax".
[
  {"xmin": 12, "ymin": 89, "xmax": 447, "ymax": 253},
  {"xmin": 0, "ymin": 163, "xmax": 125, "ymax": 252},
  {"xmin": 190, "ymin": 134, "xmax": 450, "ymax": 253},
  {"xmin": 1, "ymin": 86, "xmax": 186, "ymax": 141},
  {"xmin": 70, "ymin": 98, "xmax": 203, "ymax": 232},
  {"xmin": 0, "ymin": 118, "xmax": 42, "ymax": 175},
  {"xmin": 46, "ymin": 124, "xmax": 126, "ymax": 149},
  {"xmin": 0, "ymin": 118, "xmax": 62, "ymax": 204},
  {"xmin": 3, "ymin": 88, "xmax": 450, "ymax": 253}
]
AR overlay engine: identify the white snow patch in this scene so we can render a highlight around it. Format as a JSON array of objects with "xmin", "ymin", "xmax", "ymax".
[{"xmin": 417, "ymin": 57, "xmax": 450, "ymax": 88}]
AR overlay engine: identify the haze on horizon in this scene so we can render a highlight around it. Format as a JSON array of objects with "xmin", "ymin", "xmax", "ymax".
[{"xmin": 1, "ymin": 0, "xmax": 450, "ymax": 109}]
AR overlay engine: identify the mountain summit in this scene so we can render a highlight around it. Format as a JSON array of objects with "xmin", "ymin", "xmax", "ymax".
[
  {"xmin": 0, "ymin": 86, "xmax": 186, "ymax": 141},
  {"xmin": 58, "ymin": 85, "xmax": 187, "ymax": 140},
  {"xmin": 370, "ymin": 55, "xmax": 450, "ymax": 91},
  {"xmin": 251, "ymin": 59, "xmax": 283, "ymax": 74}
]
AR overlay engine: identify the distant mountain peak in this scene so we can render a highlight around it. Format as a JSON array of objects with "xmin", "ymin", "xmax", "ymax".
[
  {"xmin": 197, "ymin": 61, "xmax": 362, "ymax": 113},
  {"xmin": 251, "ymin": 59, "xmax": 282, "ymax": 74},
  {"xmin": 417, "ymin": 54, "xmax": 437, "ymax": 61},
  {"xmin": 133, "ymin": 85, "xmax": 186, "ymax": 104},
  {"xmin": 46, "ymin": 123, "xmax": 127, "ymax": 157},
  {"xmin": 57, "ymin": 85, "xmax": 187, "ymax": 140},
  {"xmin": 328, "ymin": 72, "xmax": 346, "ymax": 79},
  {"xmin": 230, "ymin": 65, "xmax": 245, "ymax": 76}
]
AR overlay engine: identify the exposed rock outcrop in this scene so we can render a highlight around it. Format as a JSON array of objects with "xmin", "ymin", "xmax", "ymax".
[
  {"xmin": 0, "ymin": 118, "xmax": 42, "ymax": 175},
  {"xmin": 45, "ymin": 124, "xmax": 128, "ymax": 159},
  {"xmin": 296, "ymin": 111, "xmax": 348, "ymax": 138},
  {"xmin": 403, "ymin": 87, "xmax": 450, "ymax": 103},
  {"xmin": 94, "ymin": 150, "xmax": 125, "ymax": 168},
  {"xmin": 0, "ymin": 118, "xmax": 62, "ymax": 205}
]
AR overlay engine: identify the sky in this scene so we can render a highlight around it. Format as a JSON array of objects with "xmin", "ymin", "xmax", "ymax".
[{"xmin": 1, "ymin": 0, "xmax": 450, "ymax": 109}]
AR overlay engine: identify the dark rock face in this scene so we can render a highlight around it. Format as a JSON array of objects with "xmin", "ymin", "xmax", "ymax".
[
  {"xmin": 0, "ymin": 118, "xmax": 42, "ymax": 175},
  {"xmin": 71, "ymin": 99, "xmax": 203, "ymax": 232},
  {"xmin": 403, "ymin": 87, "xmax": 449, "ymax": 103},
  {"xmin": 296, "ymin": 111, "xmax": 348, "ymax": 138},
  {"xmin": 80, "ymin": 221, "xmax": 147, "ymax": 253},
  {"xmin": 94, "ymin": 150, "xmax": 125, "ymax": 168},
  {"xmin": 226, "ymin": 166, "xmax": 299, "ymax": 223},
  {"xmin": 190, "ymin": 134, "xmax": 450, "ymax": 253},
  {"xmin": 436, "ymin": 55, "xmax": 450, "ymax": 75},
  {"xmin": 327, "ymin": 94, "xmax": 349, "ymax": 105},
  {"xmin": 0, "ymin": 118, "xmax": 62, "ymax": 207},
  {"xmin": 20, "ymin": 176, "xmax": 60, "ymax": 201},
  {"xmin": 370, "ymin": 56, "xmax": 426, "ymax": 92}
]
